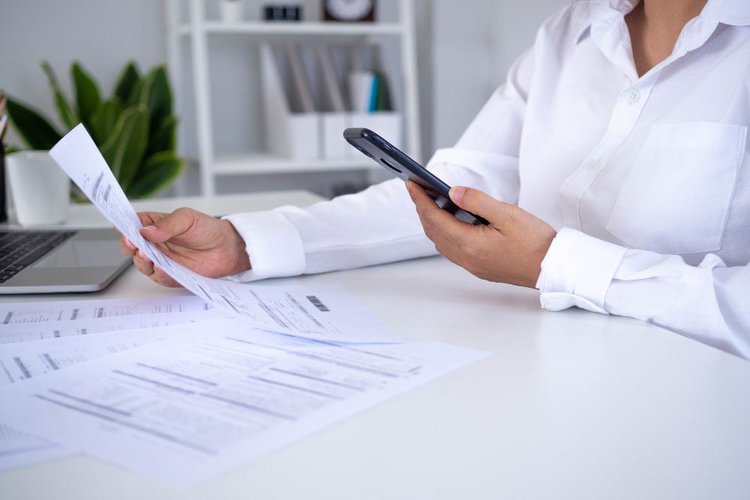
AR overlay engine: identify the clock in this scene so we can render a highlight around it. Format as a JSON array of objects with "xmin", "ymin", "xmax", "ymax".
[{"xmin": 323, "ymin": 0, "xmax": 376, "ymax": 22}]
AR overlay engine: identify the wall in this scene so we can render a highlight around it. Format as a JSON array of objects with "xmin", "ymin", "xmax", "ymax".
[
  {"xmin": 0, "ymin": 0, "xmax": 166, "ymax": 137},
  {"xmin": 431, "ymin": 0, "xmax": 572, "ymax": 149},
  {"xmin": 0, "ymin": 0, "xmax": 570, "ymax": 197}
]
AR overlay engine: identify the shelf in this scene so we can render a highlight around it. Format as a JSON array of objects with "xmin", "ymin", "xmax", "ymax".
[
  {"xmin": 212, "ymin": 154, "xmax": 377, "ymax": 176},
  {"xmin": 179, "ymin": 21, "xmax": 404, "ymax": 37},
  {"xmin": 167, "ymin": 0, "xmax": 420, "ymax": 195}
]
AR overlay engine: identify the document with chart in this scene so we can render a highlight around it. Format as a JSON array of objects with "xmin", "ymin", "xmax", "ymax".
[
  {"xmin": 0, "ymin": 318, "xmax": 487, "ymax": 486},
  {"xmin": 48, "ymin": 125, "xmax": 396, "ymax": 344}
]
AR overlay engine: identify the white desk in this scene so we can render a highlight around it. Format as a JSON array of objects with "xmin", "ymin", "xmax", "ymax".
[{"xmin": 2, "ymin": 192, "xmax": 750, "ymax": 499}]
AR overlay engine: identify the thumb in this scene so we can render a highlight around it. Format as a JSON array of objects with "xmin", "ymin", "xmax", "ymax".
[
  {"xmin": 449, "ymin": 186, "xmax": 513, "ymax": 222},
  {"xmin": 140, "ymin": 208, "xmax": 195, "ymax": 244}
]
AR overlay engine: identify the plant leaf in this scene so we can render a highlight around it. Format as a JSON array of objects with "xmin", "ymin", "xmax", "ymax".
[
  {"xmin": 72, "ymin": 61, "xmax": 102, "ymax": 129},
  {"xmin": 90, "ymin": 98, "xmax": 124, "ymax": 145},
  {"xmin": 100, "ymin": 104, "xmax": 149, "ymax": 190},
  {"xmin": 145, "ymin": 114, "xmax": 177, "ymax": 158},
  {"xmin": 125, "ymin": 77, "xmax": 144, "ymax": 108},
  {"xmin": 127, "ymin": 151, "xmax": 184, "ymax": 198},
  {"xmin": 40, "ymin": 60, "xmax": 78, "ymax": 129},
  {"xmin": 114, "ymin": 61, "xmax": 141, "ymax": 103},
  {"xmin": 6, "ymin": 97, "xmax": 62, "ymax": 150},
  {"xmin": 138, "ymin": 66, "xmax": 173, "ymax": 134}
]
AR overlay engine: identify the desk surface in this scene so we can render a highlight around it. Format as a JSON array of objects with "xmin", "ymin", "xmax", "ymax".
[{"xmin": 2, "ymin": 192, "xmax": 750, "ymax": 499}]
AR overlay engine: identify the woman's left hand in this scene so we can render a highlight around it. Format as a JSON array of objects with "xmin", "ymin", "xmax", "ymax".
[{"xmin": 406, "ymin": 182, "xmax": 557, "ymax": 288}]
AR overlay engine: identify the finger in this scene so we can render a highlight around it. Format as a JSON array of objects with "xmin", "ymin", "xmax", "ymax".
[
  {"xmin": 449, "ymin": 186, "xmax": 514, "ymax": 223},
  {"xmin": 133, "ymin": 250, "xmax": 155, "ymax": 276},
  {"xmin": 409, "ymin": 183, "xmax": 476, "ymax": 232},
  {"xmin": 406, "ymin": 181, "xmax": 442, "ymax": 229},
  {"xmin": 119, "ymin": 236, "xmax": 137, "ymax": 256},
  {"xmin": 407, "ymin": 186, "xmax": 476, "ymax": 264},
  {"xmin": 137, "ymin": 211, "xmax": 168, "ymax": 227},
  {"xmin": 406, "ymin": 182, "xmax": 432, "ymax": 224},
  {"xmin": 405, "ymin": 180, "xmax": 423, "ymax": 204},
  {"xmin": 406, "ymin": 181, "xmax": 446, "ymax": 216},
  {"xmin": 140, "ymin": 207, "xmax": 197, "ymax": 245},
  {"xmin": 406, "ymin": 182, "xmax": 484, "ymax": 266},
  {"xmin": 151, "ymin": 266, "xmax": 182, "ymax": 288}
]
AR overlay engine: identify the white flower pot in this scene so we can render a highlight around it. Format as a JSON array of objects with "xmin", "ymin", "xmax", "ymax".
[{"xmin": 220, "ymin": 0, "xmax": 243, "ymax": 23}]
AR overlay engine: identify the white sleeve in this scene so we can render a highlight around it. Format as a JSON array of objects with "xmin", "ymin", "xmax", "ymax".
[
  {"xmin": 223, "ymin": 48, "xmax": 535, "ymax": 282},
  {"xmin": 537, "ymin": 228, "xmax": 750, "ymax": 358}
]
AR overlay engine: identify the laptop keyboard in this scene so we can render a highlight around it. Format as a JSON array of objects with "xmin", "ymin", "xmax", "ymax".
[{"xmin": 0, "ymin": 231, "xmax": 76, "ymax": 283}]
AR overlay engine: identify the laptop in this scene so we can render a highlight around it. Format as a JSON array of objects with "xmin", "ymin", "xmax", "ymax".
[{"xmin": 0, "ymin": 228, "xmax": 131, "ymax": 294}]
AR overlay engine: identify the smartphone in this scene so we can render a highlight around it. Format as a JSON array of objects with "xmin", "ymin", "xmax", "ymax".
[{"xmin": 344, "ymin": 128, "xmax": 489, "ymax": 225}]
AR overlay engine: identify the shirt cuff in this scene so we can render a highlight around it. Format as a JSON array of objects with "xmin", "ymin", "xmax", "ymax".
[
  {"xmin": 221, "ymin": 211, "xmax": 306, "ymax": 282},
  {"xmin": 536, "ymin": 228, "xmax": 627, "ymax": 314}
]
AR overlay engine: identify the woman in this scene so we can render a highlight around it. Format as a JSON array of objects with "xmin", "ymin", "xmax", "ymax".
[{"xmin": 122, "ymin": 0, "xmax": 750, "ymax": 357}]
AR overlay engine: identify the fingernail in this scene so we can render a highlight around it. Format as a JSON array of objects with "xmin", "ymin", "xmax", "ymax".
[
  {"xmin": 450, "ymin": 186, "xmax": 466, "ymax": 203},
  {"xmin": 142, "ymin": 225, "xmax": 157, "ymax": 232}
]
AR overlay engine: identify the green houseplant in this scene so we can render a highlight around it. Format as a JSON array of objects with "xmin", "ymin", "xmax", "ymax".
[{"xmin": 7, "ymin": 60, "xmax": 184, "ymax": 199}]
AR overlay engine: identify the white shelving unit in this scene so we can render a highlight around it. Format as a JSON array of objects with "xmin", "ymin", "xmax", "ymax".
[{"xmin": 165, "ymin": 0, "xmax": 421, "ymax": 196}]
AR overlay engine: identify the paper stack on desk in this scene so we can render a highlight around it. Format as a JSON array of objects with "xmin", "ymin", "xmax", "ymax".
[
  {"xmin": 0, "ymin": 297, "xmax": 219, "ymax": 471},
  {"xmin": 0, "ymin": 125, "xmax": 488, "ymax": 487}
]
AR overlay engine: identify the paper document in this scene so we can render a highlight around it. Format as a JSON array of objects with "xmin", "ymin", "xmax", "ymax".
[
  {"xmin": 0, "ymin": 295, "xmax": 212, "ymax": 326},
  {"xmin": 48, "ymin": 125, "xmax": 396, "ymax": 344},
  {"xmin": 0, "ymin": 424, "xmax": 71, "ymax": 472},
  {"xmin": 0, "ymin": 322, "xmax": 200, "ymax": 385},
  {"xmin": 317, "ymin": 45, "xmax": 346, "ymax": 112},
  {"xmin": 0, "ymin": 318, "xmax": 487, "ymax": 486},
  {"xmin": 286, "ymin": 44, "xmax": 316, "ymax": 113},
  {"xmin": 0, "ymin": 296, "xmax": 216, "ymax": 344},
  {"xmin": 0, "ymin": 312, "xmax": 220, "ymax": 345},
  {"xmin": 0, "ymin": 322, "xmax": 205, "ymax": 471}
]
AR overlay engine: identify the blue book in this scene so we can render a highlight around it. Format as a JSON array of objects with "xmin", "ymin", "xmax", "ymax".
[{"xmin": 368, "ymin": 75, "xmax": 380, "ymax": 113}]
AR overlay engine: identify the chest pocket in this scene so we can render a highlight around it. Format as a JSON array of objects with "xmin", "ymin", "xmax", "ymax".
[{"xmin": 606, "ymin": 122, "xmax": 746, "ymax": 255}]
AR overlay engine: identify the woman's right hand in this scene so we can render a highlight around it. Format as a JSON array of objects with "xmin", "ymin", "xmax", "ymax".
[{"xmin": 119, "ymin": 207, "xmax": 251, "ymax": 288}]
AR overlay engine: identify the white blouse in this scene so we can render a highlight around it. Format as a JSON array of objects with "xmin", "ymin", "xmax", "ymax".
[{"xmin": 225, "ymin": 0, "xmax": 750, "ymax": 358}]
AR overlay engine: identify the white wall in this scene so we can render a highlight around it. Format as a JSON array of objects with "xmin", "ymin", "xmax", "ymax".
[
  {"xmin": 431, "ymin": 0, "xmax": 571, "ymax": 149},
  {"xmin": 0, "ymin": 0, "xmax": 166, "ymax": 135},
  {"xmin": 0, "ymin": 0, "xmax": 569, "ymax": 196}
]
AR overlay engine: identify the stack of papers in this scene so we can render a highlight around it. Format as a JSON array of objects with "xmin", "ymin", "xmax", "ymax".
[{"xmin": 0, "ymin": 126, "xmax": 487, "ymax": 488}]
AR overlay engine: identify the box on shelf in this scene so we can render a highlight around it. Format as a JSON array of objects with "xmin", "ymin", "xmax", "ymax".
[
  {"xmin": 260, "ymin": 43, "xmax": 320, "ymax": 160},
  {"xmin": 260, "ymin": 42, "xmax": 402, "ymax": 162}
]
